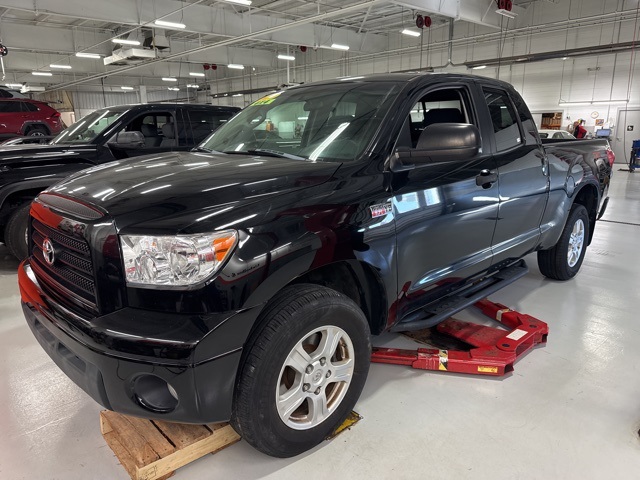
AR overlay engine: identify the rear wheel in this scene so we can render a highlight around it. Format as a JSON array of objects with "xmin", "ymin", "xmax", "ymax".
[
  {"xmin": 538, "ymin": 204, "xmax": 589, "ymax": 280},
  {"xmin": 26, "ymin": 126, "xmax": 48, "ymax": 137},
  {"xmin": 231, "ymin": 284, "xmax": 371, "ymax": 457},
  {"xmin": 5, "ymin": 203, "xmax": 31, "ymax": 260}
]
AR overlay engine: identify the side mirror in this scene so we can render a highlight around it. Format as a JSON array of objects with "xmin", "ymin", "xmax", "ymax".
[
  {"xmin": 112, "ymin": 131, "xmax": 145, "ymax": 149},
  {"xmin": 391, "ymin": 123, "xmax": 481, "ymax": 172}
]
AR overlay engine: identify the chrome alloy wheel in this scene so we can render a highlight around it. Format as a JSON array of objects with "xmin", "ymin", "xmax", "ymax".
[
  {"xmin": 276, "ymin": 325, "xmax": 355, "ymax": 430},
  {"xmin": 567, "ymin": 218, "xmax": 585, "ymax": 268}
]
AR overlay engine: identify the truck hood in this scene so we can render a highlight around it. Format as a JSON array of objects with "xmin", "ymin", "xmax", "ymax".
[
  {"xmin": 0, "ymin": 143, "xmax": 95, "ymax": 165},
  {"xmin": 47, "ymin": 151, "xmax": 340, "ymax": 232}
]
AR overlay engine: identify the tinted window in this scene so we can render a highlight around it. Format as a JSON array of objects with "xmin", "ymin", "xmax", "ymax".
[
  {"xmin": 538, "ymin": 132, "xmax": 549, "ymax": 139},
  {"xmin": 0, "ymin": 101, "xmax": 22, "ymax": 113},
  {"xmin": 188, "ymin": 110, "xmax": 235, "ymax": 144},
  {"xmin": 483, "ymin": 89, "xmax": 521, "ymax": 152},
  {"xmin": 22, "ymin": 102, "xmax": 39, "ymax": 112},
  {"xmin": 553, "ymin": 132, "xmax": 563, "ymax": 139}
]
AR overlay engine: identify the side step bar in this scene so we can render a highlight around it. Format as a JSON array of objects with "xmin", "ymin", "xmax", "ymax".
[{"xmin": 391, "ymin": 260, "xmax": 529, "ymax": 332}]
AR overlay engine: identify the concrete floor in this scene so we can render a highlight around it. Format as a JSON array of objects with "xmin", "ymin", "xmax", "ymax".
[{"xmin": 1, "ymin": 171, "xmax": 639, "ymax": 480}]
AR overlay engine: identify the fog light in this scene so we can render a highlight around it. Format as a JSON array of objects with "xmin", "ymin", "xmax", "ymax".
[{"xmin": 133, "ymin": 375, "xmax": 179, "ymax": 413}]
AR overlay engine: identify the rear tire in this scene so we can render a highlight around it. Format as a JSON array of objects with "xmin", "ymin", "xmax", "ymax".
[
  {"xmin": 231, "ymin": 284, "xmax": 371, "ymax": 457},
  {"xmin": 537, "ymin": 204, "xmax": 589, "ymax": 280},
  {"xmin": 26, "ymin": 126, "xmax": 48, "ymax": 137},
  {"xmin": 5, "ymin": 204, "xmax": 31, "ymax": 261}
]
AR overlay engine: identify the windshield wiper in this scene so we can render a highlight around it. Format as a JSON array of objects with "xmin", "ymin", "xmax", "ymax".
[
  {"xmin": 223, "ymin": 148, "xmax": 308, "ymax": 161},
  {"xmin": 192, "ymin": 146, "xmax": 224, "ymax": 154}
]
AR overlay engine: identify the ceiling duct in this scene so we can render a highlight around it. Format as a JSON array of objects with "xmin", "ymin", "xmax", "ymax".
[
  {"xmin": 104, "ymin": 47, "xmax": 157, "ymax": 66},
  {"xmin": 143, "ymin": 32, "xmax": 170, "ymax": 50}
]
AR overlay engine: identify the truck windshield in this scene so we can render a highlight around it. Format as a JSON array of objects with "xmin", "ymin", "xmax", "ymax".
[
  {"xmin": 51, "ymin": 109, "xmax": 125, "ymax": 144},
  {"xmin": 201, "ymin": 82, "xmax": 400, "ymax": 162}
]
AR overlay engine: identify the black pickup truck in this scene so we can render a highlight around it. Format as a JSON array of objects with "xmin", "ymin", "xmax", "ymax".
[
  {"xmin": 0, "ymin": 103, "xmax": 240, "ymax": 259},
  {"xmin": 19, "ymin": 74, "xmax": 613, "ymax": 458}
]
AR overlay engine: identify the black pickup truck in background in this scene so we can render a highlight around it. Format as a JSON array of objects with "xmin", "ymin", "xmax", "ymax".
[
  {"xmin": 0, "ymin": 103, "xmax": 240, "ymax": 259},
  {"xmin": 19, "ymin": 74, "xmax": 613, "ymax": 458}
]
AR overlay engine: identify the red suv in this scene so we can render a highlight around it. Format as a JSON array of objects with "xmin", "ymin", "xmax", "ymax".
[{"xmin": 0, "ymin": 98, "xmax": 63, "ymax": 138}]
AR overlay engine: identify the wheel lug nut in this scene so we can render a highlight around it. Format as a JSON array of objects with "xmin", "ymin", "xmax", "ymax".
[
  {"xmin": 319, "ymin": 357, "xmax": 326, "ymax": 366},
  {"xmin": 314, "ymin": 387, "xmax": 321, "ymax": 395},
  {"xmin": 305, "ymin": 365, "xmax": 313, "ymax": 374},
  {"xmin": 303, "ymin": 383, "xmax": 310, "ymax": 392},
  {"xmin": 326, "ymin": 371, "xmax": 331, "ymax": 378}
]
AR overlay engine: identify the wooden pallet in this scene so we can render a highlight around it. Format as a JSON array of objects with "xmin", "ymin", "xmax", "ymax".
[{"xmin": 100, "ymin": 410, "xmax": 241, "ymax": 480}]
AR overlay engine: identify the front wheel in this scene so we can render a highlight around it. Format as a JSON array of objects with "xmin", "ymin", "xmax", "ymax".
[
  {"xmin": 231, "ymin": 284, "xmax": 371, "ymax": 457},
  {"xmin": 5, "ymin": 204, "xmax": 31, "ymax": 260},
  {"xmin": 538, "ymin": 204, "xmax": 589, "ymax": 280}
]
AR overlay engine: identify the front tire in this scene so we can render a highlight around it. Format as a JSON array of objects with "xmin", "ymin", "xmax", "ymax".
[
  {"xmin": 5, "ymin": 204, "xmax": 31, "ymax": 260},
  {"xmin": 231, "ymin": 284, "xmax": 371, "ymax": 457},
  {"xmin": 538, "ymin": 204, "xmax": 589, "ymax": 280}
]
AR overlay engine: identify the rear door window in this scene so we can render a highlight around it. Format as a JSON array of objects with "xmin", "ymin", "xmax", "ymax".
[
  {"xmin": 0, "ymin": 101, "xmax": 22, "ymax": 113},
  {"xmin": 483, "ymin": 89, "xmax": 521, "ymax": 152}
]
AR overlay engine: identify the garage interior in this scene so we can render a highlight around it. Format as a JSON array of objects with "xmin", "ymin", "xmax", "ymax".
[{"xmin": 1, "ymin": 0, "xmax": 640, "ymax": 478}]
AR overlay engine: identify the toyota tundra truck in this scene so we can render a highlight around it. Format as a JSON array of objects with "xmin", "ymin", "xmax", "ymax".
[{"xmin": 18, "ymin": 74, "xmax": 613, "ymax": 458}]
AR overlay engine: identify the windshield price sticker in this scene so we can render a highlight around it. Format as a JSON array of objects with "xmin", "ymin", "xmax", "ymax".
[{"xmin": 251, "ymin": 92, "xmax": 283, "ymax": 106}]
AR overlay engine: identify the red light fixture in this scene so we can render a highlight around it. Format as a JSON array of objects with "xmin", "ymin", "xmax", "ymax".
[
  {"xmin": 299, "ymin": 46, "xmax": 307, "ymax": 53},
  {"xmin": 415, "ymin": 14, "xmax": 432, "ymax": 29},
  {"xmin": 211, "ymin": 64, "xmax": 218, "ymax": 70}
]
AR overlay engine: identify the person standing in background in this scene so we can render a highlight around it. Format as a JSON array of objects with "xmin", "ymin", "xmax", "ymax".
[{"xmin": 573, "ymin": 119, "xmax": 587, "ymax": 139}]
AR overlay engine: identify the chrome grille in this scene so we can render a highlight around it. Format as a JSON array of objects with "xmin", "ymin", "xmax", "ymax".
[{"xmin": 30, "ymin": 217, "xmax": 97, "ymax": 317}]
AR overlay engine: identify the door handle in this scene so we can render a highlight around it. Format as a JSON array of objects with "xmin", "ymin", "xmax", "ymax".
[{"xmin": 476, "ymin": 169, "xmax": 497, "ymax": 189}]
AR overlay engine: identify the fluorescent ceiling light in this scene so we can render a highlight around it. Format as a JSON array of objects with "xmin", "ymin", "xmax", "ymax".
[
  {"xmin": 189, "ymin": 72, "xmax": 205, "ymax": 77},
  {"xmin": 227, "ymin": 64, "xmax": 244, "ymax": 69},
  {"xmin": 277, "ymin": 54, "xmax": 295, "ymax": 61},
  {"xmin": 5, "ymin": 83, "xmax": 22, "ymax": 88},
  {"xmin": 21, "ymin": 86, "xmax": 46, "ymax": 92},
  {"xmin": 32, "ymin": 71, "xmax": 53, "ymax": 76},
  {"xmin": 496, "ymin": 8, "xmax": 517, "ymax": 19},
  {"xmin": 121, "ymin": 86, "xmax": 134, "ymax": 90},
  {"xmin": 162, "ymin": 77, "xmax": 178, "ymax": 82},
  {"xmin": 50, "ymin": 64, "xmax": 72, "ymax": 69},
  {"xmin": 168, "ymin": 87, "xmax": 180, "ymax": 91},
  {"xmin": 562, "ymin": 57, "xmax": 568, "ymax": 60},
  {"xmin": 331, "ymin": 43, "xmax": 350, "ymax": 51},
  {"xmin": 76, "ymin": 52, "xmax": 101, "ymax": 59},
  {"xmin": 558, "ymin": 100, "xmax": 629, "ymax": 107},
  {"xmin": 472, "ymin": 65, "xmax": 487, "ymax": 70},
  {"xmin": 112, "ymin": 38, "xmax": 141, "ymax": 46},
  {"xmin": 187, "ymin": 84, "xmax": 199, "ymax": 88},
  {"xmin": 233, "ymin": 94, "xmax": 242, "ymax": 97},
  {"xmin": 225, "ymin": 0, "xmax": 252, "ymax": 5},
  {"xmin": 401, "ymin": 29, "xmax": 421, "ymax": 37},
  {"xmin": 154, "ymin": 19, "xmax": 186, "ymax": 29}
]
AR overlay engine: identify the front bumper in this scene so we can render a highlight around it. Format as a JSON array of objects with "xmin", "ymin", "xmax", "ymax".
[{"xmin": 19, "ymin": 260, "xmax": 261, "ymax": 424}]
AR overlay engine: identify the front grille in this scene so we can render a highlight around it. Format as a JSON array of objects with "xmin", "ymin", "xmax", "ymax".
[{"xmin": 30, "ymin": 217, "xmax": 98, "ymax": 317}]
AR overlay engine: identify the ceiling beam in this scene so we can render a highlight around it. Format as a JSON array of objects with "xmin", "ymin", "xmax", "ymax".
[{"xmin": 392, "ymin": 0, "xmax": 525, "ymax": 29}]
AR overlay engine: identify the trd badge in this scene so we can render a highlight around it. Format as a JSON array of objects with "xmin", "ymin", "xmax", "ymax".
[{"xmin": 370, "ymin": 202, "xmax": 392, "ymax": 218}]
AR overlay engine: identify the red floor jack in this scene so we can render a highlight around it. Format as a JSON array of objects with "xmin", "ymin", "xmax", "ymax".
[{"xmin": 371, "ymin": 299, "xmax": 549, "ymax": 376}]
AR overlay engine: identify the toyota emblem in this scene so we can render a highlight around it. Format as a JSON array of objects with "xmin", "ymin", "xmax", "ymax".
[{"xmin": 42, "ymin": 238, "xmax": 55, "ymax": 266}]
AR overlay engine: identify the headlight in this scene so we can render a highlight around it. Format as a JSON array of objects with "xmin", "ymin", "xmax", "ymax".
[{"xmin": 120, "ymin": 231, "xmax": 237, "ymax": 287}]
